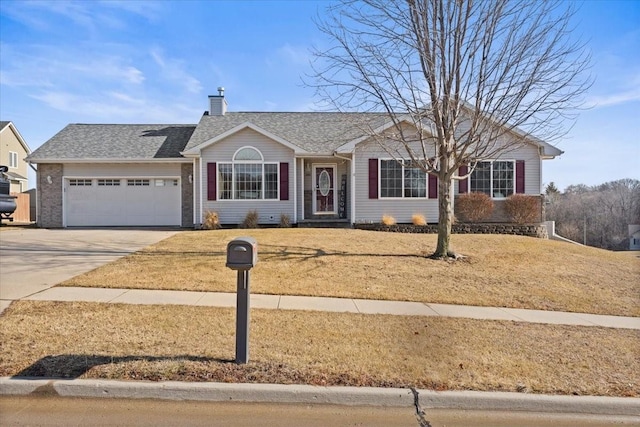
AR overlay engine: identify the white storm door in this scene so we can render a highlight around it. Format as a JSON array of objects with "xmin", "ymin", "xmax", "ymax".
[{"xmin": 312, "ymin": 164, "xmax": 337, "ymax": 215}]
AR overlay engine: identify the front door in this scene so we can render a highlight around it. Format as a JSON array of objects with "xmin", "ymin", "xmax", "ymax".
[{"xmin": 312, "ymin": 164, "xmax": 336, "ymax": 214}]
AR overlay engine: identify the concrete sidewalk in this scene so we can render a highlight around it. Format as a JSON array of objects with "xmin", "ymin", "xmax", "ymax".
[{"xmin": 13, "ymin": 286, "xmax": 640, "ymax": 330}]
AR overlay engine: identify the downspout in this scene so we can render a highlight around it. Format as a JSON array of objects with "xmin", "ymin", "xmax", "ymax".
[
  {"xmin": 293, "ymin": 157, "xmax": 298, "ymax": 223},
  {"xmin": 333, "ymin": 152, "xmax": 354, "ymax": 224},
  {"xmin": 192, "ymin": 158, "xmax": 197, "ymax": 227},
  {"xmin": 199, "ymin": 156, "xmax": 204, "ymax": 227},
  {"xmin": 300, "ymin": 158, "xmax": 305, "ymax": 222}
]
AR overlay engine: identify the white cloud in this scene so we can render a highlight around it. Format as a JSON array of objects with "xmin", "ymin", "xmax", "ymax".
[
  {"xmin": 31, "ymin": 90, "xmax": 201, "ymax": 123},
  {"xmin": 0, "ymin": 46, "xmax": 145, "ymax": 89},
  {"xmin": 276, "ymin": 43, "xmax": 312, "ymax": 66},
  {"xmin": 150, "ymin": 48, "xmax": 202, "ymax": 94},
  {"xmin": 585, "ymin": 87, "xmax": 640, "ymax": 109},
  {"xmin": 2, "ymin": 0, "xmax": 164, "ymax": 32}
]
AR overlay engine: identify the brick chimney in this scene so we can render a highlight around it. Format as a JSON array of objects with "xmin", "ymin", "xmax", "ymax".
[{"xmin": 209, "ymin": 87, "xmax": 227, "ymax": 116}]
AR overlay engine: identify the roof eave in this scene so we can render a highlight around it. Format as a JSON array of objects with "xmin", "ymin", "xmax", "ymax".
[
  {"xmin": 185, "ymin": 121, "xmax": 308, "ymax": 155},
  {"xmin": 26, "ymin": 158, "xmax": 191, "ymax": 164},
  {"xmin": 1, "ymin": 121, "xmax": 32, "ymax": 154},
  {"xmin": 337, "ymin": 115, "xmax": 416, "ymax": 152}
]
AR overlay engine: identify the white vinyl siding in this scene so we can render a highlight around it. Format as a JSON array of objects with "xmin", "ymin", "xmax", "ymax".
[
  {"xmin": 199, "ymin": 127, "xmax": 295, "ymax": 225},
  {"xmin": 354, "ymin": 139, "xmax": 438, "ymax": 223}
]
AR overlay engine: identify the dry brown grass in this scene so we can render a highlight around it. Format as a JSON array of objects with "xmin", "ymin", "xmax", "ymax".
[
  {"xmin": 1, "ymin": 301, "xmax": 637, "ymax": 397},
  {"xmin": 60, "ymin": 229, "xmax": 640, "ymax": 316}
]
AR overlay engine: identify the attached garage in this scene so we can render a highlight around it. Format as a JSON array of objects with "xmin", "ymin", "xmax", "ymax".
[{"xmin": 64, "ymin": 176, "xmax": 182, "ymax": 227}]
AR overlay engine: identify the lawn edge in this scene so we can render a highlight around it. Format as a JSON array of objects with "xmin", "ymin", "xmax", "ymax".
[{"xmin": 1, "ymin": 377, "xmax": 638, "ymax": 416}]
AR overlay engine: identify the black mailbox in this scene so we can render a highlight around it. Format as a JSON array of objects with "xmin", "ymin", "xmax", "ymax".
[{"xmin": 226, "ymin": 237, "xmax": 258, "ymax": 270}]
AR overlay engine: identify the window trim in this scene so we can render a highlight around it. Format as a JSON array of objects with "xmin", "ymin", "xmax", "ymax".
[
  {"xmin": 8, "ymin": 151, "xmax": 18, "ymax": 168},
  {"xmin": 378, "ymin": 158, "xmax": 428, "ymax": 199},
  {"xmin": 217, "ymin": 146, "xmax": 280, "ymax": 201},
  {"xmin": 470, "ymin": 160, "xmax": 516, "ymax": 199}
]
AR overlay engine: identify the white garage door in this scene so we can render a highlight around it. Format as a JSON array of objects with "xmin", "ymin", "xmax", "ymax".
[{"xmin": 65, "ymin": 178, "xmax": 181, "ymax": 226}]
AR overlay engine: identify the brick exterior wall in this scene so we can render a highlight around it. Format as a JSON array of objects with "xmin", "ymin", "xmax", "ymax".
[
  {"xmin": 37, "ymin": 163, "xmax": 63, "ymax": 228},
  {"xmin": 181, "ymin": 163, "xmax": 193, "ymax": 228}
]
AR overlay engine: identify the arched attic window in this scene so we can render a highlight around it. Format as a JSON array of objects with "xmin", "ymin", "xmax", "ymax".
[
  {"xmin": 234, "ymin": 147, "xmax": 263, "ymax": 161},
  {"xmin": 218, "ymin": 146, "xmax": 279, "ymax": 200}
]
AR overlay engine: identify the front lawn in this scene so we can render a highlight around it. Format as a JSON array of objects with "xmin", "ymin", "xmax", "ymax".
[
  {"xmin": 61, "ymin": 229, "xmax": 640, "ymax": 316},
  {"xmin": 1, "ymin": 301, "xmax": 637, "ymax": 397}
]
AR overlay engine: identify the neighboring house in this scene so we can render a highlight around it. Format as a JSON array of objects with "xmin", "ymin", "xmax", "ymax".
[
  {"xmin": 0, "ymin": 121, "xmax": 31, "ymax": 193},
  {"xmin": 630, "ymin": 225, "xmax": 640, "ymax": 251},
  {"xmin": 26, "ymin": 92, "xmax": 563, "ymax": 228}
]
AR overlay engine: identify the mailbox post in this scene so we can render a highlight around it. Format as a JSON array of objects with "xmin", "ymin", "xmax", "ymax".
[{"xmin": 226, "ymin": 237, "xmax": 257, "ymax": 364}]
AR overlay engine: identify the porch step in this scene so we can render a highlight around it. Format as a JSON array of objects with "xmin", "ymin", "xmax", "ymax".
[{"xmin": 297, "ymin": 219, "xmax": 352, "ymax": 229}]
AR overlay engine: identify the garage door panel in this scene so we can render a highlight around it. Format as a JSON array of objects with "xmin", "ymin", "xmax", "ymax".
[{"xmin": 65, "ymin": 177, "xmax": 181, "ymax": 227}]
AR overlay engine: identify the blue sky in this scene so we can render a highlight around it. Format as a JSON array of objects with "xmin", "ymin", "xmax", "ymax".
[{"xmin": 1, "ymin": 0, "xmax": 638, "ymax": 191}]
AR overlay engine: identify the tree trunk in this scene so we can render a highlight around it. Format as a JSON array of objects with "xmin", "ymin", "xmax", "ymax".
[{"xmin": 433, "ymin": 170, "xmax": 454, "ymax": 258}]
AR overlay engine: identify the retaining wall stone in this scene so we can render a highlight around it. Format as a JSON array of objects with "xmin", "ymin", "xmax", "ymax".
[{"xmin": 355, "ymin": 222, "xmax": 548, "ymax": 238}]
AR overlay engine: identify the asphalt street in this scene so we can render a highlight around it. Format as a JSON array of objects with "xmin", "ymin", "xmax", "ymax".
[{"xmin": 2, "ymin": 396, "xmax": 639, "ymax": 427}]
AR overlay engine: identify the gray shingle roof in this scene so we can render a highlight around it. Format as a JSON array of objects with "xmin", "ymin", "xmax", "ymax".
[
  {"xmin": 0, "ymin": 121, "xmax": 10, "ymax": 131},
  {"xmin": 186, "ymin": 112, "xmax": 390, "ymax": 153},
  {"xmin": 28, "ymin": 124, "xmax": 196, "ymax": 161}
]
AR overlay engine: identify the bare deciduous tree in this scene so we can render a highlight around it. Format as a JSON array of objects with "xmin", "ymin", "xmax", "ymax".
[
  {"xmin": 310, "ymin": 0, "xmax": 590, "ymax": 258},
  {"xmin": 548, "ymin": 179, "xmax": 640, "ymax": 249}
]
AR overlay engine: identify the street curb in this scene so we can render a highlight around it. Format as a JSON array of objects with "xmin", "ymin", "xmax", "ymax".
[{"xmin": 1, "ymin": 378, "xmax": 639, "ymax": 416}]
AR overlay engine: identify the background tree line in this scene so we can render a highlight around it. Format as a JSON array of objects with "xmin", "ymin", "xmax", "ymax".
[{"xmin": 545, "ymin": 179, "xmax": 640, "ymax": 250}]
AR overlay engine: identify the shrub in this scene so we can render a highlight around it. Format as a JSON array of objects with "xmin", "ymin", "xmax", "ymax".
[
  {"xmin": 381, "ymin": 214, "xmax": 396, "ymax": 226},
  {"xmin": 202, "ymin": 211, "xmax": 221, "ymax": 230},
  {"xmin": 279, "ymin": 213, "xmax": 291, "ymax": 228},
  {"xmin": 505, "ymin": 194, "xmax": 539, "ymax": 224},
  {"xmin": 456, "ymin": 192, "xmax": 494, "ymax": 222},
  {"xmin": 412, "ymin": 213, "xmax": 426, "ymax": 226},
  {"xmin": 240, "ymin": 210, "xmax": 259, "ymax": 229}
]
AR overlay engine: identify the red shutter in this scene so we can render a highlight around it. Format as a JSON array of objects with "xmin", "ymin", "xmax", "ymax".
[
  {"xmin": 458, "ymin": 165, "xmax": 468, "ymax": 194},
  {"xmin": 279, "ymin": 162, "xmax": 289, "ymax": 201},
  {"xmin": 515, "ymin": 160, "xmax": 525, "ymax": 194},
  {"xmin": 428, "ymin": 173, "xmax": 438, "ymax": 199},
  {"xmin": 368, "ymin": 159, "xmax": 378, "ymax": 199},
  {"xmin": 207, "ymin": 162, "xmax": 217, "ymax": 201}
]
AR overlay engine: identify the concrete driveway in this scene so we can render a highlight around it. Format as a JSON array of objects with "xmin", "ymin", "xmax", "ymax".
[{"xmin": 0, "ymin": 228, "xmax": 179, "ymax": 313}]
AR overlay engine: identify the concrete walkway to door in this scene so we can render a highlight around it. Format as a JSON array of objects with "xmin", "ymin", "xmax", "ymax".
[{"xmin": 0, "ymin": 228, "xmax": 179, "ymax": 313}]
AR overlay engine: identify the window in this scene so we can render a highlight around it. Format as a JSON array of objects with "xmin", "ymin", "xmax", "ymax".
[
  {"xmin": 380, "ymin": 160, "xmax": 426, "ymax": 198},
  {"xmin": 97, "ymin": 179, "xmax": 120, "ymax": 186},
  {"xmin": 127, "ymin": 179, "xmax": 150, "ymax": 186},
  {"xmin": 69, "ymin": 179, "xmax": 92, "ymax": 186},
  {"xmin": 9, "ymin": 151, "xmax": 18, "ymax": 168},
  {"xmin": 218, "ymin": 147, "xmax": 278, "ymax": 200},
  {"xmin": 470, "ymin": 161, "xmax": 514, "ymax": 198}
]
